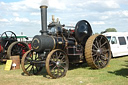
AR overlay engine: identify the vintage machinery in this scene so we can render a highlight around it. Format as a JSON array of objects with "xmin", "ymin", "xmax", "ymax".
[
  {"xmin": 21, "ymin": 5, "xmax": 111, "ymax": 78},
  {"xmin": 0, "ymin": 31, "xmax": 29, "ymax": 61}
]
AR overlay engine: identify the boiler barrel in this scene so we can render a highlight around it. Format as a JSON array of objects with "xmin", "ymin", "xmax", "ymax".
[{"xmin": 32, "ymin": 35, "xmax": 55, "ymax": 52}]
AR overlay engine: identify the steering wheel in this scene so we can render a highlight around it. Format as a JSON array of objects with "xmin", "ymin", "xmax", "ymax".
[
  {"xmin": 1, "ymin": 31, "xmax": 17, "ymax": 40},
  {"xmin": 1, "ymin": 31, "xmax": 17, "ymax": 50}
]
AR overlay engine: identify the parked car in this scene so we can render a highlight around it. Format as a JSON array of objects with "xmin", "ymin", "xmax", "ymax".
[{"xmin": 103, "ymin": 32, "xmax": 128, "ymax": 57}]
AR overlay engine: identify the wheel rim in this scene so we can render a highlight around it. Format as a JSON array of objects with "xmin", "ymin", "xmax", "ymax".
[
  {"xmin": 1, "ymin": 31, "xmax": 17, "ymax": 40},
  {"xmin": 46, "ymin": 49, "xmax": 69, "ymax": 78},
  {"xmin": 21, "ymin": 50, "xmax": 43, "ymax": 75},
  {"xmin": 85, "ymin": 34, "xmax": 111, "ymax": 69}
]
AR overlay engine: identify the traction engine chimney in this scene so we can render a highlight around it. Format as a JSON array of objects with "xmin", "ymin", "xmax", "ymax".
[{"xmin": 40, "ymin": 5, "xmax": 48, "ymax": 35}]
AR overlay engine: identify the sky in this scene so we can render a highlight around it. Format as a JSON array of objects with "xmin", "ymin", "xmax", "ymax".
[{"xmin": 0, "ymin": 0, "xmax": 128, "ymax": 37}]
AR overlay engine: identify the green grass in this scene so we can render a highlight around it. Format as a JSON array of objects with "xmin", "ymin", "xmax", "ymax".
[{"xmin": 0, "ymin": 56, "xmax": 128, "ymax": 85}]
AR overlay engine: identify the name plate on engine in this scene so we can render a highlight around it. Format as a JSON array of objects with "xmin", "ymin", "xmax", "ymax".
[
  {"xmin": 58, "ymin": 41, "xmax": 62, "ymax": 44},
  {"xmin": 4, "ymin": 60, "xmax": 12, "ymax": 71}
]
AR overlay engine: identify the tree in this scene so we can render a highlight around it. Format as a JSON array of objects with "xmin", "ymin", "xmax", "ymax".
[
  {"xmin": 94, "ymin": 32, "xmax": 99, "ymax": 34},
  {"xmin": 105, "ymin": 28, "xmax": 117, "ymax": 32},
  {"xmin": 101, "ymin": 28, "xmax": 117, "ymax": 34}
]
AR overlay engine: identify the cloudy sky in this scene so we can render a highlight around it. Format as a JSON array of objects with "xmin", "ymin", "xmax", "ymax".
[{"xmin": 0, "ymin": 0, "xmax": 128, "ymax": 36}]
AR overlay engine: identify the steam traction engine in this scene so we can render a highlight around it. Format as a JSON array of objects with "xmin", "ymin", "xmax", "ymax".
[
  {"xmin": 21, "ymin": 5, "xmax": 111, "ymax": 78},
  {"xmin": 0, "ymin": 31, "xmax": 29, "ymax": 61}
]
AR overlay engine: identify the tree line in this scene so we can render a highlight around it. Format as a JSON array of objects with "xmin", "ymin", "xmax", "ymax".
[{"xmin": 95, "ymin": 28, "xmax": 117, "ymax": 34}]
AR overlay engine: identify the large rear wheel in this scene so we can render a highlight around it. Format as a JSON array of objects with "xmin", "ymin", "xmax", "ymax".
[{"xmin": 85, "ymin": 34, "xmax": 111, "ymax": 69}]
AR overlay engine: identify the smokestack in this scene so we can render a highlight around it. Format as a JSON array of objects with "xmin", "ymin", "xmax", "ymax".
[{"xmin": 40, "ymin": 5, "xmax": 48, "ymax": 35}]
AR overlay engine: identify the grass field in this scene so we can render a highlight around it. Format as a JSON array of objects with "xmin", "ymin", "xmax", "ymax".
[{"xmin": 0, "ymin": 56, "xmax": 128, "ymax": 85}]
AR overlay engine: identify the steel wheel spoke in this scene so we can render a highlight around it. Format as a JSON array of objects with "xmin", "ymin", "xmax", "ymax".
[
  {"xmin": 94, "ymin": 56, "xmax": 98, "ymax": 61},
  {"xmin": 58, "ymin": 69, "xmax": 63, "ymax": 74},
  {"xmin": 56, "ymin": 52, "xmax": 58, "ymax": 57},
  {"xmin": 94, "ymin": 57, "xmax": 100, "ymax": 67},
  {"xmin": 5, "ymin": 32, "xmax": 8, "ymax": 38},
  {"xmin": 25, "ymin": 64, "xmax": 31, "ymax": 70},
  {"xmin": 60, "ymin": 55, "xmax": 65, "ymax": 61},
  {"xmin": 99, "ymin": 59, "xmax": 104, "ymax": 66},
  {"xmin": 58, "ymin": 52, "xmax": 62, "ymax": 57},
  {"xmin": 95, "ymin": 38, "xmax": 100, "ymax": 48},
  {"xmin": 92, "ymin": 53, "xmax": 97, "ymax": 57},
  {"xmin": 35, "ymin": 53, "xmax": 38, "ymax": 60},
  {"xmin": 101, "ymin": 55, "xmax": 108, "ymax": 61},
  {"xmin": 99, "ymin": 36, "xmax": 103, "ymax": 46},
  {"xmin": 93, "ymin": 44, "xmax": 98, "ymax": 49},
  {"xmin": 26, "ymin": 57, "xmax": 31, "ymax": 61},
  {"xmin": 102, "ymin": 49, "xmax": 109, "ymax": 54},
  {"xmin": 34, "ymin": 67, "xmax": 38, "ymax": 73},
  {"xmin": 50, "ymin": 58, "xmax": 56, "ymax": 63},
  {"xmin": 56, "ymin": 53, "xmax": 61, "ymax": 61},
  {"xmin": 52, "ymin": 55, "xmax": 55, "ymax": 61},
  {"xmin": 60, "ymin": 65, "xmax": 66, "ymax": 70},
  {"xmin": 100, "ymin": 41, "xmax": 107, "ymax": 47},
  {"xmin": 29, "ymin": 66, "xmax": 33, "ymax": 74},
  {"xmin": 50, "ymin": 60, "xmax": 56, "ymax": 64},
  {"xmin": 51, "ymin": 66, "xmax": 57, "ymax": 72},
  {"xmin": 60, "ymin": 61, "xmax": 66, "ymax": 64},
  {"xmin": 32, "ymin": 66, "xmax": 35, "ymax": 74},
  {"xmin": 49, "ymin": 63, "xmax": 54, "ymax": 66},
  {"xmin": 35, "ymin": 66, "xmax": 39, "ymax": 72},
  {"xmin": 92, "ymin": 49, "xmax": 97, "ymax": 52},
  {"xmin": 31, "ymin": 52, "xmax": 33, "ymax": 60}
]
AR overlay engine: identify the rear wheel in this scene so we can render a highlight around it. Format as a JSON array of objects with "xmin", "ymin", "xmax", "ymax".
[
  {"xmin": 46, "ymin": 49, "xmax": 69, "ymax": 79},
  {"xmin": 7, "ymin": 41, "xmax": 29, "ymax": 59},
  {"xmin": 85, "ymin": 34, "xmax": 111, "ymax": 69}
]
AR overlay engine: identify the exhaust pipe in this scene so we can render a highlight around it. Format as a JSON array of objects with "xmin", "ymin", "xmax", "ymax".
[{"xmin": 40, "ymin": 5, "xmax": 48, "ymax": 35}]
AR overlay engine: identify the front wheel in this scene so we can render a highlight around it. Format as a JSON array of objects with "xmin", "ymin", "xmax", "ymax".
[
  {"xmin": 46, "ymin": 49, "xmax": 69, "ymax": 79},
  {"xmin": 21, "ymin": 50, "xmax": 43, "ymax": 76}
]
